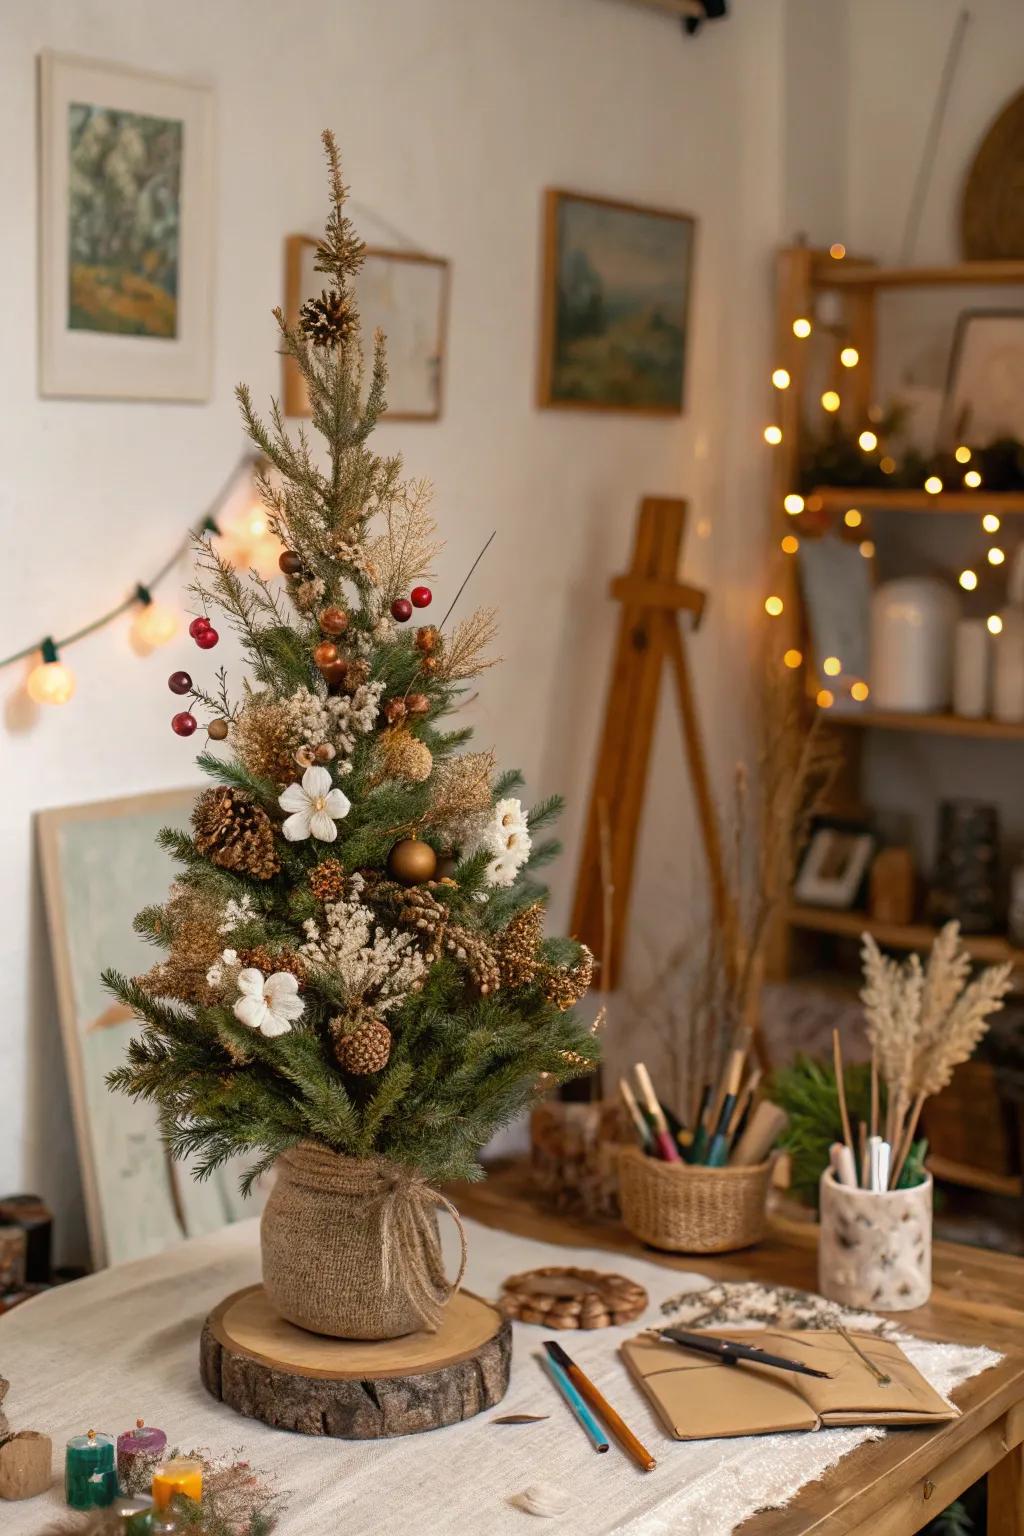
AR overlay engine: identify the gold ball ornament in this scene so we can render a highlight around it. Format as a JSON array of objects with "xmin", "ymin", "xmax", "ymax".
[
  {"xmin": 321, "ymin": 659, "xmax": 349, "ymax": 687},
  {"xmin": 387, "ymin": 837, "xmax": 438, "ymax": 885},
  {"xmin": 319, "ymin": 606, "xmax": 349, "ymax": 636},
  {"xmin": 313, "ymin": 640, "xmax": 339, "ymax": 671},
  {"xmin": 207, "ymin": 718, "xmax": 229, "ymax": 741}
]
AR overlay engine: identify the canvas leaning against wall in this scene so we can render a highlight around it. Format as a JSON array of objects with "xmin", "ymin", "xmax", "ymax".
[
  {"xmin": 538, "ymin": 189, "xmax": 695, "ymax": 414},
  {"xmin": 38, "ymin": 51, "xmax": 215, "ymax": 401}
]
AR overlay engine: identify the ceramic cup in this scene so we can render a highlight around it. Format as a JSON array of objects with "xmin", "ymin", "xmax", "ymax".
[{"xmin": 818, "ymin": 1168, "xmax": 932, "ymax": 1312}]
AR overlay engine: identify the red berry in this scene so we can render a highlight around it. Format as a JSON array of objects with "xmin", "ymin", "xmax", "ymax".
[
  {"xmin": 168, "ymin": 671, "xmax": 192, "ymax": 695},
  {"xmin": 188, "ymin": 616, "xmax": 211, "ymax": 639},
  {"xmin": 411, "ymin": 585, "xmax": 432, "ymax": 609},
  {"xmin": 194, "ymin": 627, "xmax": 219, "ymax": 650},
  {"xmin": 171, "ymin": 711, "xmax": 197, "ymax": 737},
  {"xmin": 391, "ymin": 598, "xmax": 413, "ymax": 622}
]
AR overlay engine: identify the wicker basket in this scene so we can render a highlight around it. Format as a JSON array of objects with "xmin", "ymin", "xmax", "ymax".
[{"xmin": 617, "ymin": 1146, "xmax": 770, "ymax": 1253}]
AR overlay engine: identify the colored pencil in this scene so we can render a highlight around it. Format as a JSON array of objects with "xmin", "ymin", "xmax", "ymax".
[
  {"xmin": 538, "ymin": 1351, "xmax": 609, "ymax": 1453},
  {"xmin": 543, "ymin": 1341, "xmax": 655, "ymax": 1472},
  {"xmin": 833, "ymin": 1029, "xmax": 855, "ymax": 1154},
  {"xmin": 705, "ymin": 1054, "xmax": 744, "ymax": 1166},
  {"xmin": 633, "ymin": 1063, "xmax": 681, "ymax": 1162},
  {"xmin": 619, "ymin": 1078, "xmax": 652, "ymax": 1152}
]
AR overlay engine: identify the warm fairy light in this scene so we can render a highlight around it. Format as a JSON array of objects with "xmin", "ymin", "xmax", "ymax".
[
  {"xmin": 988, "ymin": 546, "xmax": 1006, "ymax": 566},
  {"xmin": 840, "ymin": 346, "xmax": 859, "ymax": 368},
  {"xmin": 988, "ymin": 614, "xmax": 1004, "ymax": 635},
  {"xmin": 880, "ymin": 455, "xmax": 897, "ymax": 474},
  {"xmin": 955, "ymin": 445, "xmax": 972, "ymax": 464},
  {"xmin": 821, "ymin": 390, "xmax": 841, "ymax": 412},
  {"xmin": 783, "ymin": 648, "xmax": 803, "ymax": 669},
  {"xmin": 792, "ymin": 317, "xmax": 813, "ymax": 339},
  {"xmin": 924, "ymin": 476, "xmax": 943, "ymax": 495},
  {"xmin": 844, "ymin": 508, "xmax": 863, "ymax": 528},
  {"xmin": 823, "ymin": 656, "xmax": 842, "ymax": 676},
  {"xmin": 215, "ymin": 498, "xmax": 285, "ymax": 579},
  {"xmin": 858, "ymin": 430, "xmax": 878, "ymax": 452},
  {"xmin": 784, "ymin": 493, "xmax": 805, "ymax": 514},
  {"xmin": 131, "ymin": 599, "xmax": 178, "ymax": 650},
  {"xmin": 764, "ymin": 595, "xmax": 784, "ymax": 616},
  {"xmin": 772, "ymin": 368, "xmax": 791, "ymax": 389},
  {"xmin": 781, "ymin": 534, "xmax": 800, "ymax": 554},
  {"xmin": 830, "ymin": 243, "xmax": 846, "ymax": 260},
  {"xmin": 982, "ymin": 513, "xmax": 1001, "ymax": 533},
  {"xmin": 850, "ymin": 680, "xmax": 870, "ymax": 702},
  {"xmin": 763, "ymin": 425, "xmax": 783, "ymax": 445},
  {"xmin": 816, "ymin": 689, "xmax": 835, "ymax": 709},
  {"xmin": 959, "ymin": 569, "xmax": 979, "ymax": 591},
  {"xmin": 859, "ymin": 540, "xmax": 876, "ymax": 559},
  {"xmin": 964, "ymin": 469, "xmax": 982, "ymax": 488},
  {"xmin": 27, "ymin": 651, "xmax": 76, "ymax": 706}
]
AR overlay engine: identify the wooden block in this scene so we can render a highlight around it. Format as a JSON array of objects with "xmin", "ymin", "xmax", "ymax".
[
  {"xmin": 0, "ymin": 1432, "xmax": 53, "ymax": 1501},
  {"xmin": 869, "ymin": 847, "xmax": 915, "ymax": 926}
]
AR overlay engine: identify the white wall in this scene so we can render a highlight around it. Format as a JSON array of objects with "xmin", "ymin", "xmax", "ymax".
[{"xmin": 1, "ymin": 0, "xmax": 789, "ymax": 1263}]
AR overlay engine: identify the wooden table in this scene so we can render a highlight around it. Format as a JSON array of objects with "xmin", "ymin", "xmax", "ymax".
[{"xmin": 452, "ymin": 1164, "xmax": 1024, "ymax": 1535}]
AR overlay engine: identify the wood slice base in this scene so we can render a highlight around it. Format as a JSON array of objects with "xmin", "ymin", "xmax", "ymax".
[{"xmin": 200, "ymin": 1284, "xmax": 512, "ymax": 1438}]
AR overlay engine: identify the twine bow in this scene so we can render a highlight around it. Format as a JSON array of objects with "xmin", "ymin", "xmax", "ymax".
[{"xmin": 374, "ymin": 1166, "xmax": 468, "ymax": 1332}]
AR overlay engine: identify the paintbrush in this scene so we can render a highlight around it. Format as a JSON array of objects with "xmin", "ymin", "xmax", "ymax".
[
  {"xmin": 633, "ymin": 1063, "xmax": 681, "ymax": 1162},
  {"xmin": 705, "ymin": 1053, "xmax": 745, "ymax": 1166},
  {"xmin": 619, "ymin": 1077, "xmax": 652, "ymax": 1153}
]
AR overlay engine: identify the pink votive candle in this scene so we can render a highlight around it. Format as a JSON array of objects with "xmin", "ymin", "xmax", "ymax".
[{"xmin": 117, "ymin": 1419, "xmax": 168, "ymax": 1483}]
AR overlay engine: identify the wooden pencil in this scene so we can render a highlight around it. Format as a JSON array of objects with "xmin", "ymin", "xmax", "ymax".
[
  {"xmin": 543, "ymin": 1341, "xmax": 655, "ymax": 1472},
  {"xmin": 832, "ymin": 1028, "xmax": 855, "ymax": 1153}
]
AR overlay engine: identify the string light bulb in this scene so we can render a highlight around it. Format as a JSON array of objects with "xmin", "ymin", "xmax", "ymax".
[
  {"xmin": 771, "ymin": 368, "xmax": 791, "ymax": 390},
  {"xmin": 959, "ymin": 569, "xmax": 978, "ymax": 591},
  {"xmin": 26, "ymin": 639, "xmax": 76, "ymax": 706},
  {"xmin": 764, "ymin": 595, "xmax": 784, "ymax": 617},
  {"xmin": 988, "ymin": 614, "xmax": 1004, "ymax": 635},
  {"xmin": 840, "ymin": 346, "xmax": 859, "ymax": 368},
  {"xmin": 954, "ymin": 445, "xmax": 972, "ymax": 464},
  {"xmin": 783, "ymin": 493, "xmax": 805, "ymax": 515},
  {"xmin": 858, "ymin": 430, "xmax": 878, "ymax": 452},
  {"xmin": 823, "ymin": 656, "xmax": 842, "ymax": 677},
  {"xmin": 130, "ymin": 586, "xmax": 178, "ymax": 650},
  {"xmin": 215, "ymin": 497, "xmax": 284, "ymax": 579},
  {"xmin": 982, "ymin": 513, "xmax": 1001, "ymax": 534},
  {"xmin": 859, "ymin": 540, "xmax": 876, "ymax": 559},
  {"xmin": 829, "ymin": 243, "xmax": 846, "ymax": 260},
  {"xmin": 880, "ymin": 455, "xmax": 897, "ymax": 474},
  {"xmin": 781, "ymin": 534, "xmax": 800, "ymax": 554},
  {"xmin": 763, "ymin": 425, "xmax": 783, "ymax": 445},
  {"xmin": 816, "ymin": 689, "xmax": 835, "ymax": 709},
  {"xmin": 792, "ymin": 317, "xmax": 812, "ymax": 339},
  {"xmin": 988, "ymin": 546, "xmax": 1006, "ymax": 566},
  {"xmin": 964, "ymin": 469, "xmax": 982, "ymax": 488},
  {"xmin": 821, "ymin": 390, "xmax": 841, "ymax": 413},
  {"xmin": 924, "ymin": 476, "xmax": 943, "ymax": 495},
  {"xmin": 851, "ymin": 680, "xmax": 870, "ymax": 702},
  {"xmin": 783, "ymin": 648, "xmax": 803, "ymax": 669},
  {"xmin": 844, "ymin": 508, "xmax": 862, "ymax": 528}
]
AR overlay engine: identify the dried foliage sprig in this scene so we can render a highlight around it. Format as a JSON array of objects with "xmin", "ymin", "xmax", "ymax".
[{"xmin": 439, "ymin": 607, "xmax": 499, "ymax": 682}]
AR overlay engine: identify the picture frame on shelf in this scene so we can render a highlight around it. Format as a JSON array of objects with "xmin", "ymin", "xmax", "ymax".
[
  {"xmin": 538, "ymin": 189, "xmax": 695, "ymax": 414},
  {"xmin": 283, "ymin": 234, "xmax": 449, "ymax": 420},
  {"xmin": 38, "ymin": 51, "xmax": 215, "ymax": 401},
  {"xmin": 939, "ymin": 309, "xmax": 1024, "ymax": 449},
  {"xmin": 796, "ymin": 533, "xmax": 874, "ymax": 709},
  {"xmin": 794, "ymin": 822, "xmax": 875, "ymax": 910}
]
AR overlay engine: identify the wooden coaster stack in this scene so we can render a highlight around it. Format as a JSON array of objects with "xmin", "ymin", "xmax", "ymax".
[{"xmin": 498, "ymin": 1267, "xmax": 647, "ymax": 1329}]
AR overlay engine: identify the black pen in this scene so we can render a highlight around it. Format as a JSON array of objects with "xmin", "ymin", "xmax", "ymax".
[{"xmin": 658, "ymin": 1327, "xmax": 833, "ymax": 1379}]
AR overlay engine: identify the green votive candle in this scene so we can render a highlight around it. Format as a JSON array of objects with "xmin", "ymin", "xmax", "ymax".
[{"xmin": 65, "ymin": 1429, "xmax": 118, "ymax": 1509}]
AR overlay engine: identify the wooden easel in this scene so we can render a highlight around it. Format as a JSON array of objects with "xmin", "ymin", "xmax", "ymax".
[{"xmin": 570, "ymin": 496, "xmax": 729, "ymax": 992}]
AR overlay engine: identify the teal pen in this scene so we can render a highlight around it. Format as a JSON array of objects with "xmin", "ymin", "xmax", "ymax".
[{"xmin": 539, "ymin": 1353, "xmax": 610, "ymax": 1452}]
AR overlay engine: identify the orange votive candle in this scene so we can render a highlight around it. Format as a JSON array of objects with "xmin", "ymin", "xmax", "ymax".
[{"xmin": 151, "ymin": 1458, "xmax": 203, "ymax": 1510}]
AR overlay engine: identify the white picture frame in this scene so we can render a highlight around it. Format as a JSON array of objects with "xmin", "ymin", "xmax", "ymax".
[
  {"xmin": 38, "ymin": 51, "xmax": 215, "ymax": 401},
  {"xmin": 793, "ymin": 826, "xmax": 875, "ymax": 910}
]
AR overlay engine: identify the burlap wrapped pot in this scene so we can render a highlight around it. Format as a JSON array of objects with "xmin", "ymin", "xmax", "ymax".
[{"xmin": 261, "ymin": 1142, "xmax": 467, "ymax": 1340}]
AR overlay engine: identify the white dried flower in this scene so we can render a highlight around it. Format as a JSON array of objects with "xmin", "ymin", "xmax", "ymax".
[
  {"xmin": 279, "ymin": 764, "xmax": 351, "ymax": 842},
  {"xmin": 218, "ymin": 895, "xmax": 255, "ymax": 935},
  {"xmin": 300, "ymin": 894, "xmax": 425, "ymax": 1014},
  {"xmin": 233, "ymin": 968, "xmax": 304, "ymax": 1037},
  {"xmin": 459, "ymin": 797, "xmax": 532, "ymax": 887}
]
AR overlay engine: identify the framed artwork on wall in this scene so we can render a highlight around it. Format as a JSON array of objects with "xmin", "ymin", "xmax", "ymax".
[
  {"xmin": 538, "ymin": 189, "xmax": 696, "ymax": 414},
  {"xmin": 283, "ymin": 234, "xmax": 449, "ymax": 420},
  {"xmin": 38, "ymin": 51, "xmax": 215, "ymax": 401}
]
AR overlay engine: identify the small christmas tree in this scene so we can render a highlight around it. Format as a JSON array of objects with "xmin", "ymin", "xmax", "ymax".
[{"xmin": 104, "ymin": 133, "xmax": 598, "ymax": 1193}]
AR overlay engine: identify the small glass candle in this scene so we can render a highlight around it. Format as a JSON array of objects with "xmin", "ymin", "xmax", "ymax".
[
  {"xmin": 65, "ymin": 1429, "xmax": 118, "ymax": 1509},
  {"xmin": 151, "ymin": 1457, "xmax": 203, "ymax": 1511},
  {"xmin": 117, "ymin": 1419, "xmax": 168, "ymax": 1487},
  {"xmin": 111, "ymin": 1494, "xmax": 155, "ymax": 1534}
]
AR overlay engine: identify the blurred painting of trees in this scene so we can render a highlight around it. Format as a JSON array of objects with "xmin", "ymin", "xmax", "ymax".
[{"xmin": 66, "ymin": 104, "xmax": 182, "ymax": 338}]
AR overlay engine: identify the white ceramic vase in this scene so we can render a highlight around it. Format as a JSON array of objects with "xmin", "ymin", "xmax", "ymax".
[
  {"xmin": 870, "ymin": 578, "xmax": 958, "ymax": 713},
  {"xmin": 818, "ymin": 1169, "xmax": 932, "ymax": 1312}
]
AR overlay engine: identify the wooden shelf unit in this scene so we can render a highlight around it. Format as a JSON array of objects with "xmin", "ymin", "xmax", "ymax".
[
  {"xmin": 810, "ymin": 486, "xmax": 1024, "ymax": 516},
  {"xmin": 787, "ymin": 905, "xmax": 1024, "ymax": 969},
  {"xmin": 831, "ymin": 709, "xmax": 1024, "ymax": 741},
  {"xmin": 810, "ymin": 257, "xmax": 1024, "ymax": 289}
]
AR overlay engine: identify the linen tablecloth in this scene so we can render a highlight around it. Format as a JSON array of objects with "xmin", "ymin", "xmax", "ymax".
[{"xmin": 0, "ymin": 1214, "xmax": 999, "ymax": 1535}]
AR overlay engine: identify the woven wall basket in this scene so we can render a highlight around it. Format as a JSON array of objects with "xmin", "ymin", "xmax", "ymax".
[{"xmin": 617, "ymin": 1145, "xmax": 770, "ymax": 1254}]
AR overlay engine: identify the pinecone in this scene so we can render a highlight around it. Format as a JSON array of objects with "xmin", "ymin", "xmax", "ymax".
[
  {"xmin": 332, "ymin": 1014, "xmax": 392, "ymax": 1074},
  {"xmin": 192, "ymin": 788, "xmax": 280, "ymax": 880},
  {"xmin": 494, "ymin": 903, "xmax": 545, "ymax": 990},
  {"xmin": 236, "ymin": 946, "xmax": 307, "ymax": 986},
  {"xmin": 444, "ymin": 922, "xmax": 501, "ymax": 996},
  {"xmin": 299, "ymin": 288, "xmax": 355, "ymax": 348},
  {"xmin": 395, "ymin": 886, "xmax": 449, "ymax": 962},
  {"xmin": 309, "ymin": 857, "xmax": 346, "ymax": 904},
  {"xmin": 543, "ymin": 946, "xmax": 595, "ymax": 1011}
]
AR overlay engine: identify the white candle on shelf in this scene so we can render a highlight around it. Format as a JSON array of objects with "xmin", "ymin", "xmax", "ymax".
[{"xmin": 952, "ymin": 618, "xmax": 990, "ymax": 718}]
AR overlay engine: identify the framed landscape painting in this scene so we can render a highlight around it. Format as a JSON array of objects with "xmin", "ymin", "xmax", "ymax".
[
  {"xmin": 539, "ymin": 189, "xmax": 695, "ymax": 414},
  {"xmin": 283, "ymin": 234, "xmax": 449, "ymax": 420},
  {"xmin": 38, "ymin": 52, "xmax": 215, "ymax": 400}
]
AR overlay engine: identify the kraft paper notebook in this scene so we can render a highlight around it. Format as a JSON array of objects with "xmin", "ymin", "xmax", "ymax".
[{"xmin": 621, "ymin": 1329, "xmax": 958, "ymax": 1439}]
